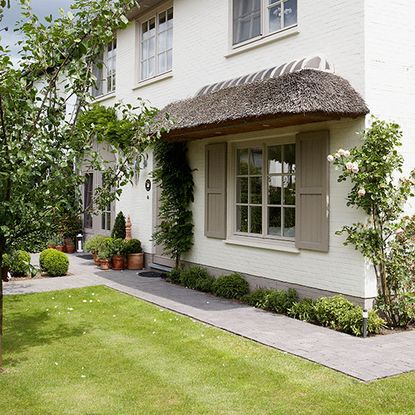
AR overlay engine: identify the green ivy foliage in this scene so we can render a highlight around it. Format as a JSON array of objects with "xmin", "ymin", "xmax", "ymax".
[{"xmin": 152, "ymin": 141, "xmax": 194, "ymax": 268}]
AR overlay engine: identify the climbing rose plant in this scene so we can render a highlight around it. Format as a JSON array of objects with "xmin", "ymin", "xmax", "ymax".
[{"xmin": 328, "ymin": 119, "xmax": 415, "ymax": 327}]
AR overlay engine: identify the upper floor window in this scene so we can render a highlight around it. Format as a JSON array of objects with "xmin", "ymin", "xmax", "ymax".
[
  {"xmin": 92, "ymin": 38, "xmax": 117, "ymax": 98},
  {"xmin": 140, "ymin": 7, "xmax": 173, "ymax": 81},
  {"xmin": 233, "ymin": 0, "xmax": 297, "ymax": 45}
]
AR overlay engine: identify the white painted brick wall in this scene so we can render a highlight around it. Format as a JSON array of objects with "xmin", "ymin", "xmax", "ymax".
[{"xmin": 97, "ymin": 0, "xmax": 379, "ymax": 298}]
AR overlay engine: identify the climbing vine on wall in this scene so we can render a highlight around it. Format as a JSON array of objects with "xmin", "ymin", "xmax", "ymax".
[{"xmin": 152, "ymin": 140, "xmax": 194, "ymax": 268}]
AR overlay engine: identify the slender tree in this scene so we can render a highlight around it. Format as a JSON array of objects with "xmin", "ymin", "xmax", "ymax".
[{"xmin": 0, "ymin": 0, "xmax": 165, "ymax": 369}]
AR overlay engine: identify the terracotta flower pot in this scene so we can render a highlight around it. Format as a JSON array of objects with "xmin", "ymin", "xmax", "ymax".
[
  {"xmin": 55, "ymin": 245, "xmax": 64, "ymax": 252},
  {"xmin": 127, "ymin": 253, "xmax": 144, "ymax": 270},
  {"xmin": 92, "ymin": 252, "xmax": 100, "ymax": 265},
  {"xmin": 112, "ymin": 255, "xmax": 125, "ymax": 271},
  {"xmin": 100, "ymin": 259, "xmax": 110, "ymax": 270},
  {"xmin": 65, "ymin": 244, "xmax": 76, "ymax": 254},
  {"xmin": 47, "ymin": 244, "xmax": 56, "ymax": 249}
]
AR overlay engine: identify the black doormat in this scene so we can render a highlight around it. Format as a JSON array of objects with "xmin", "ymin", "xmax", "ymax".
[
  {"xmin": 76, "ymin": 253, "xmax": 93, "ymax": 260},
  {"xmin": 137, "ymin": 271, "xmax": 165, "ymax": 278}
]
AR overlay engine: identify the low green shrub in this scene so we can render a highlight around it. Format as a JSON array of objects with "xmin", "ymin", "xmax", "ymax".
[
  {"xmin": 124, "ymin": 239, "xmax": 142, "ymax": 254},
  {"xmin": 180, "ymin": 267, "xmax": 214, "ymax": 292},
  {"xmin": 288, "ymin": 298, "xmax": 317, "ymax": 322},
  {"xmin": 111, "ymin": 211, "xmax": 126, "ymax": 239},
  {"xmin": 166, "ymin": 268, "xmax": 182, "ymax": 284},
  {"xmin": 212, "ymin": 273, "xmax": 249, "ymax": 299},
  {"xmin": 39, "ymin": 248, "xmax": 69, "ymax": 277},
  {"xmin": 242, "ymin": 289, "xmax": 272, "ymax": 307},
  {"xmin": 3, "ymin": 250, "xmax": 31, "ymax": 277},
  {"xmin": 314, "ymin": 295, "xmax": 385, "ymax": 336},
  {"xmin": 260, "ymin": 288, "xmax": 298, "ymax": 314}
]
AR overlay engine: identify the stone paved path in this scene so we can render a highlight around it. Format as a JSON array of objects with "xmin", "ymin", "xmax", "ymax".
[{"xmin": 4, "ymin": 254, "xmax": 415, "ymax": 382}]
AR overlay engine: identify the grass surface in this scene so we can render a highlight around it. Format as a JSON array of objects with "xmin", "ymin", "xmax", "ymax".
[{"xmin": 1, "ymin": 286, "xmax": 415, "ymax": 415}]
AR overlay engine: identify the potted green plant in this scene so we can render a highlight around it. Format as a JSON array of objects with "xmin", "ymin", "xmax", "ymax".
[
  {"xmin": 111, "ymin": 238, "xmax": 126, "ymax": 270},
  {"xmin": 124, "ymin": 239, "xmax": 143, "ymax": 270},
  {"xmin": 55, "ymin": 236, "xmax": 65, "ymax": 252},
  {"xmin": 97, "ymin": 239, "xmax": 113, "ymax": 271},
  {"xmin": 85, "ymin": 235, "xmax": 108, "ymax": 264}
]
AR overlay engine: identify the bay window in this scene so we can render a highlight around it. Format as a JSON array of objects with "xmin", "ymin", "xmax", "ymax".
[
  {"xmin": 235, "ymin": 142, "xmax": 296, "ymax": 240},
  {"xmin": 233, "ymin": 0, "xmax": 297, "ymax": 45},
  {"xmin": 140, "ymin": 7, "xmax": 173, "ymax": 81}
]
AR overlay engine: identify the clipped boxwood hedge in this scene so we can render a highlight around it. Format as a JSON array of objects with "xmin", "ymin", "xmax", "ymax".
[
  {"xmin": 39, "ymin": 248, "xmax": 69, "ymax": 277},
  {"xmin": 180, "ymin": 266, "xmax": 214, "ymax": 293},
  {"xmin": 212, "ymin": 273, "xmax": 249, "ymax": 299}
]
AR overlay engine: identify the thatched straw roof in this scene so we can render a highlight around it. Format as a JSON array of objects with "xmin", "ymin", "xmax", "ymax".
[{"xmin": 159, "ymin": 69, "xmax": 369, "ymax": 141}]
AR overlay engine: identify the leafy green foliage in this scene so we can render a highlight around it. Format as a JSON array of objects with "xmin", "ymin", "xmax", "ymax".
[
  {"xmin": 313, "ymin": 296, "xmax": 385, "ymax": 336},
  {"xmin": 166, "ymin": 268, "xmax": 182, "ymax": 284},
  {"xmin": 212, "ymin": 273, "xmax": 249, "ymax": 299},
  {"xmin": 124, "ymin": 239, "xmax": 142, "ymax": 255},
  {"xmin": 243, "ymin": 288, "xmax": 298, "ymax": 313},
  {"xmin": 180, "ymin": 267, "xmax": 214, "ymax": 293},
  {"xmin": 152, "ymin": 141, "xmax": 194, "ymax": 268},
  {"xmin": 287, "ymin": 299, "xmax": 317, "ymax": 322},
  {"xmin": 328, "ymin": 119, "xmax": 415, "ymax": 327},
  {"xmin": 84, "ymin": 234, "xmax": 108, "ymax": 253},
  {"xmin": 39, "ymin": 249, "xmax": 69, "ymax": 277},
  {"xmin": 111, "ymin": 238, "xmax": 126, "ymax": 256},
  {"xmin": 2, "ymin": 250, "xmax": 31, "ymax": 277},
  {"xmin": 111, "ymin": 212, "xmax": 126, "ymax": 240},
  {"xmin": 242, "ymin": 289, "xmax": 272, "ymax": 307}
]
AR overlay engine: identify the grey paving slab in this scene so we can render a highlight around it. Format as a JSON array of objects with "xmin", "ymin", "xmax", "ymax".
[{"xmin": 4, "ymin": 254, "xmax": 415, "ymax": 382}]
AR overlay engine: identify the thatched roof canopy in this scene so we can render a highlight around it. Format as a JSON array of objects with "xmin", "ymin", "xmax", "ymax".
[{"xmin": 159, "ymin": 69, "xmax": 369, "ymax": 141}]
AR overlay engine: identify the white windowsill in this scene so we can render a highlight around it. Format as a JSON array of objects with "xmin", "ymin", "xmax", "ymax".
[
  {"xmin": 224, "ymin": 237, "xmax": 300, "ymax": 254},
  {"xmin": 133, "ymin": 71, "xmax": 173, "ymax": 90},
  {"xmin": 225, "ymin": 26, "xmax": 299, "ymax": 58},
  {"xmin": 92, "ymin": 92, "xmax": 116, "ymax": 103}
]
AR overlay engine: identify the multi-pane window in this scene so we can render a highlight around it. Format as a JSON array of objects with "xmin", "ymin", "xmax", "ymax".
[
  {"xmin": 84, "ymin": 173, "xmax": 93, "ymax": 229},
  {"xmin": 140, "ymin": 7, "xmax": 173, "ymax": 81},
  {"xmin": 233, "ymin": 0, "xmax": 297, "ymax": 45},
  {"xmin": 92, "ymin": 39, "xmax": 117, "ymax": 98},
  {"xmin": 101, "ymin": 203, "xmax": 111, "ymax": 231},
  {"xmin": 235, "ymin": 143, "xmax": 296, "ymax": 239}
]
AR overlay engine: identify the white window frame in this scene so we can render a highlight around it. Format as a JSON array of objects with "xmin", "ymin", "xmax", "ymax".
[
  {"xmin": 137, "ymin": 3, "xmax": 173, "ymax": 83},
  {"xmin": 92, "ymin": 38, "xmax": 117, "ymax": 98},
  {"xmin": 231, "ymin": 0, "xmax": 298, "ymax": 48},
  {"xmin": 230, "ymin": 137, "xmax": 296, "ymax": 244}
]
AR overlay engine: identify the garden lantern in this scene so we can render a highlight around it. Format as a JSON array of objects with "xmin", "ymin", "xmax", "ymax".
[
  {"xmin": 76, "ymin": 233, "xmax": 84, "ymax": 253},
  {"xmin": 362, "ymin": 309, "xmax": 368, "ymax": 338}
]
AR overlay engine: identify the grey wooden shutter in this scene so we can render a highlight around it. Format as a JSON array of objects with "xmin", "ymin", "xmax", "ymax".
[
  {"xmin": 295, "ymin": 130, "xmax": 329, "ymax": 252},
  {"xmin": 205, "ymin": 143, "xmax": 227, "ymax": 239}
]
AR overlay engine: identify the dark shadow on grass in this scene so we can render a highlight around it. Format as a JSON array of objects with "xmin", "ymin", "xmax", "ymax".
[{"xmin": 3, "ymin": 296, "xmax": 92, "ymax": 367}]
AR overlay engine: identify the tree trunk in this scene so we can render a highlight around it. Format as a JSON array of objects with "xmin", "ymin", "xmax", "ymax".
[{"xmin": 0, "ymin": 241, "xmax": 4, "ymax": 371}]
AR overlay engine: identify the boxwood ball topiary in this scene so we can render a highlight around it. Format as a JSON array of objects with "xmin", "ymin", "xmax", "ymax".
[{"xmin": 40, "ymin": 248, "xmax": 69, "ymax": 277}]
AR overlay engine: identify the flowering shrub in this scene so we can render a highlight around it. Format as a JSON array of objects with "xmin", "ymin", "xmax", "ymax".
[{"xmin": 328, "ymin": 119, "xmax": 415, "ymax": 327}]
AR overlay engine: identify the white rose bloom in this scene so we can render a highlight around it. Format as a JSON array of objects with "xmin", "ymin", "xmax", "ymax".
[
  {"xmin": 335, "ymin": 153, "xmax": 340, "ymax": 159},
  {"xmin": 346, "ymin": 162, "xmax": 354, "ymax": 170},
  {"xmin": 338, "ymin": 149, "xmax": 346, "ymax": 156},
  {"xmin": 357, "ymin": 188, "xmax": 366, "ymax": 197},
  {"xmin": 352, "ymin": 163, "xmax": 359, "ymax": 173},
  {"xmin": 327, "ymin": 155, "xmax": 334, "ymax": 162},
  {"xmin": 344, "ymin": 150, "xmax": 350, "ymax": 157}
]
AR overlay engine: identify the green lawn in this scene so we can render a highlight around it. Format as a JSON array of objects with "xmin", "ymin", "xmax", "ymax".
[{"xmin": 1, "ymin": 287, "xmax": 414, "ymax": 415}]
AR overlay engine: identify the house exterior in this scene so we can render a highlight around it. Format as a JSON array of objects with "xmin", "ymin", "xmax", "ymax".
[{"xmin": 84, "ymin": 0, "xmax": 415, "ymax": 308}]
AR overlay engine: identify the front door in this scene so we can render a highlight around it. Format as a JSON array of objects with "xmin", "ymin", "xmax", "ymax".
[{"xmin": 152, "ymin": 184, "xmax": 175, "ymax": 268}]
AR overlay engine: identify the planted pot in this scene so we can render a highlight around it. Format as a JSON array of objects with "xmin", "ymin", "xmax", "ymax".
[
  {"xmin": 55, "ymin": 245, "xmax": 64, "ymax": 252},
  {"xmin": 112, "ymin": 255, "xmax": 125, "ymax": 271},
  {"xmin": 92, "ymin": 252, "xmax": 100, "ymax": 265},
  {"xmin": 100, "ymin": 259, "xmax": 110, "ymax": 270},
  {"xmin": 47, "ymin": 244, "xmax": 56, "ymax": 249},
  {"xmin": 127, "ymin": 253, "xmax": 144, "ymax": 270},
  {"xmin": 65, "ymin": 243, "xmax": 76, "ymax": 254}
]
